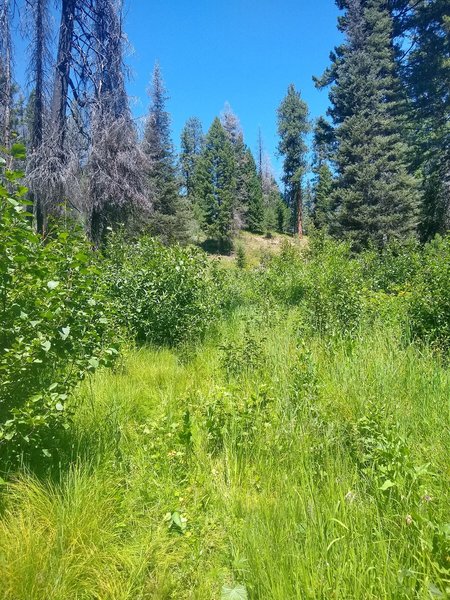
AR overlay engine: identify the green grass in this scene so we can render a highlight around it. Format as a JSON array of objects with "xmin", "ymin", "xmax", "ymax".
[{"xmin": 0, "ymin": 308, "xmax": 449, "ymax": 599}]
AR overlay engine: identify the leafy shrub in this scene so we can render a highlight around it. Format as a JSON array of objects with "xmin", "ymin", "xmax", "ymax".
[
  {"xmin": 408, "ymin": 235, "xmax": 450, "ymax": 350},
  {"xmin": 258, "ymin": 238, "xmax": 365, "ymax": 335},
  {"xmin": 302, "ymin": 238, "xmax": 365, "ymax": 334},
  {"xmin": 219, "ymin": 323, "xmax": 266, "ymax": 379},
  {"xmin": 197, "ymin": 384, "xmax": 275, "ymax": 455},
  {"xmin": 105, "ymin": 234, "xmax": 221, "ymax": 346},
  {"xmin": 0, "ymin": 158, "xmax": 117, "ymax": 465},
  {"xmin": 359, "ymin": 240, "xmax": 421, "ymax": 293}
]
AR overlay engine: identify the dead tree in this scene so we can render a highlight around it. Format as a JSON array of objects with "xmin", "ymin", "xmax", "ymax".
[
  {"xmin": 86, "ymin": 0, "xmax": 149, "ymax": 245},
  {"xmin": 24, "ymin": 0, "xmax": 52, "ymax": 232},
  {"xmin": 0, "ymin": 0, "xmax": 13, "ymax": 159}
]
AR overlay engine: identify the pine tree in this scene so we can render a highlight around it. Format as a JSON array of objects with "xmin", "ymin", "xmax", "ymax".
[
  {"xmin": 87, "ymin": 0, "xmax": 148, "ymax": 245},
  {"xmin": 312, "ymin": 164, "xmax": 334, "ymax": 231},
  {"xmin": 316, "ymin": 0, "xmax": 420, "ymax": 249},
  {"xmin": 311, "ymin": 117, "xmax": 335, "ymax": 231},
  {"xmin": 277, "ymin": 84, "xmax": 310, "ymax": 237},
  {"xmin": 241, "ymin": 148, "xmax": 264, "ymax": 233},
  {"xmin": 220, "ymin": 103, "xmax": 264, "ymax": 232},
  {"xmin": 193, "ymin": 117, "xmax": 236, "ymax": 250},
  {"xmin": 393, "ymin": 0, "xmax": 450, "ymax": 238},
  {"xmin": 180, "ymin": 116, "xmax": 204, "ymax": 198},
  {"xmin": 143, "ymin": 62, "xmax": 191, "ymax": 243},
  {"xmin": 143, "ymin": 62, "xmax": 179, "ymax": 217},
  {"xmin": 24, "ymin": 0, "xmax": 52, "ymax": 232}
]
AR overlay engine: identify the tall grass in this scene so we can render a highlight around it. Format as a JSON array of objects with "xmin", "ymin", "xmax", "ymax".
[{"xmin": 0, "ymin": 304, "xmax": 448, "ymax": 599}]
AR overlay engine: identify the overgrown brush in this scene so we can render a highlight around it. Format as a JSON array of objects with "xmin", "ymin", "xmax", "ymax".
[
  {"xmin": 104, "ymin": 233, "xmax": 222, "ymax": 346},
  {"xmin": 0, "ymin": 155, "xmax": 117, "ymax": 467}
]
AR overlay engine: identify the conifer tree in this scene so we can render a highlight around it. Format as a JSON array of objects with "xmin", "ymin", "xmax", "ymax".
[
  {"xmin": 220, "ymin": 103, "xmax": 264, "ymax": 232},
  {"xmin": 87, "ymin": 0, "xmax": 148, "ymax": 245},
  {"xmin": 193, "ymin": 117, "xmax": 236, "ymax": 250},
  {"xmin": 143, "ymin": 62, "xmax": 180, "ymax": 238},
  {"xmin": 241, "ymin": 148, "xmax": 264, "ymax": 233},
  {"xmin": 143, "ymin": 63, "xmax": 193, "ymax": 243},
  {"xmin": 393, "ymin": 0, "xmax": 450, "ymax": 238},
  {"xmin": 180, "ymin": 116, "xmax": 204, "ymax": 198},
  {"xmin": 316, "ymin": 0, "xmax": 420, "ymax": 249},
  {"xmin": 277, "ymin": 84, "xmax": 310, "ymax": 237},
  {"xmin": 311, "ymin": 117, "xmax": 335, "ymax": 231}
]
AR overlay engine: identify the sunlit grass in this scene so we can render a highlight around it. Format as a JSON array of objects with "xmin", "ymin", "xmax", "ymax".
[{"xmin": 0, "ymin": 308, "xmax": 449, "ymax": 598}]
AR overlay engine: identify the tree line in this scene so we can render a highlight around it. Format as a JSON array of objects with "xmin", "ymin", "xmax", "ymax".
[{"xmin": 0, "ymin": 0, "xmax": 448, "ymax": 250}]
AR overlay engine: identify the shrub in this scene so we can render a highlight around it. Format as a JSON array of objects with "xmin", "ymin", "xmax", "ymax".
[
  {"xmin": 105, "ymin": 234, "xmax": 221, "ymax": 346},
  {"xmin": 359, "ymin": 240, "xmax": 421, "ymax": 293},
  {"xmin": 0, "ymin": 157, "xmax": 117, "ymax": 465},
  {"xmin": 258, "ymin": 237, "xmax": 365, "ymax": 335},
  {"xmin": 409, "ymin": 235, "xmax": 450, "ymax": 350},
  {"xmin": 235, "ymin": 244, "xmax": 246, "ymax": 269}
]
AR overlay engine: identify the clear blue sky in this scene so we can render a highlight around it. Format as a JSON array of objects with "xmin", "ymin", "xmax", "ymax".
[{"xmin": 13, "ymin": 0, "xmax": 342, "ymax": 179}]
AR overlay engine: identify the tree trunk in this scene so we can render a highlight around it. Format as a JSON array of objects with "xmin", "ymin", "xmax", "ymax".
[
  {"xmin": 296, "ymin": 184, "xmax": 303, "ymax": 238},
  {"xmin": 0, "ymin": 0, "xmax": 12, "ymax": 165},
  {"xmin": 32, "ymin": 0, "xmax": 45, "ymax": 232},
  {"xmin": 51, "ymin": 0, "xmax": 76, "ymax": 153}
]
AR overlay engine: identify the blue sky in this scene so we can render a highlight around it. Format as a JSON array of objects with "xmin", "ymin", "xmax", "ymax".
[
  {"xmin": 13, "ymin": 0, "xmax": 342, "ymax": 179},
  {"xmin": 125, "ymin": 0, "xmax": 342, "ymax": 178}
]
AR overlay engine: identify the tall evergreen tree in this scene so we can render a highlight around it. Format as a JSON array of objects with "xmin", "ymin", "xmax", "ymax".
[
  {"xmin": 240, "ymin": 147, "xmax": 264, "ymax": 233},
  {"xmin": 143, "ymin": 62, "xmax": 191, "ymax": 242},
  {"xmin": 220, "ymin": 103, "xmax": 264, "ymax": 232},
  {"xmin": 180, "ymin": 116, "xmax": 204, "ymax": 198},
  {"xmin": 316, "ymin": 0, "xmax": 420, "ymax": 249},
  {"xmin": 193, "ymin": 117, "xmax": 236, "ymax": 250},
  {"xmin": 277, "ymin": 84, "xmax": 310, "ymax": 237},
  {"xmin": 392, "ymin": 0, "xmax": 450, "ymax": 238},
  {"xmin": 143, "ymin": 62, "xmax": 179, "ymax": 217},
  {"xmin": 311, "ymin": 117, "xmax": 335, "ymax": 231}
]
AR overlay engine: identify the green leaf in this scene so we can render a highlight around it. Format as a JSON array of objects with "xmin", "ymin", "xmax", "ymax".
[
  {"xmin": 221, "ymin": 584, "xmax": 248, "ymax": 600},
  {"xmin": 428, "ymin": 583, "xmax": 445, "ymax": 598},
  {"xmin": 379, "ymin": 480, "xmax": 395, "ymax": 491},
  {"xmin": 60, "ymin": 326, "xmax": 71, "ymax": 340},
  {"xmin": 11, "ymin": 143, "xmax": 26, "ymax": 160},
  {"xmin": 88, "ymin": 357, "xmax": 99, "ymax": 369},
  {"xmin": 41, "ymin": 340, "xmax": 51, "ymax": 353}
]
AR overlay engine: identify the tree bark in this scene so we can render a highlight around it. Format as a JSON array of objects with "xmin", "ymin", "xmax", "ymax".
[
  {"xmin": 0, "ymin": 0, "xmax": 12, "ymax": 164},
  {"xmin": 51, "ymin": 0, "xmax": 76, "ymax": 153},
  {"xmin": 296, "ymin": 184, "xmax": 303, "ymax": 238}
]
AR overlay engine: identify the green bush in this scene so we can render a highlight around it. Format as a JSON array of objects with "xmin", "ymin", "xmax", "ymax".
[
  {"xmin": 359, "ymin": 240, "xmax": 421, "ymax": 293},
  {"xmin": 0, "ymin": 158, "xmax": 117, "ymax": 465},
  {"xmin": 258, "ymin": 238, "xmax": 365, "ymax": 335},
  {"xmin": 105, "ymin": 234, "xmax": 221, "ymax": 346},
  {"xmin": 409, "ymin": 235, "xmax": 450, "ymax": 349}
]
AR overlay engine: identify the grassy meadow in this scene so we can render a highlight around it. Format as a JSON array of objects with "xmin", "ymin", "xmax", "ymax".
[{"xmin": 1, "ymin": 234, "xmax": 449, "ymax": 599}]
